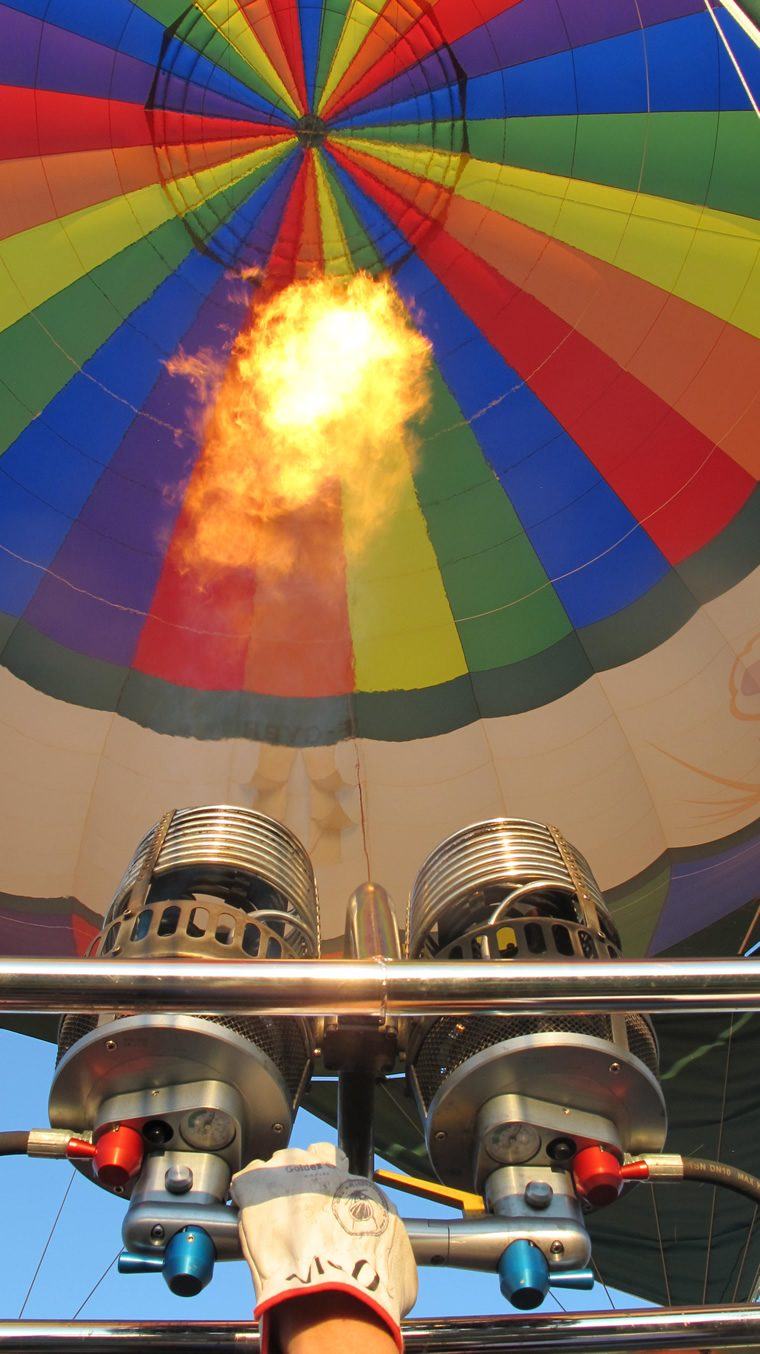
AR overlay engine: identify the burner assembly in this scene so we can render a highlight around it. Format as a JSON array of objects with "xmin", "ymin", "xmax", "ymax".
[
  {"xmin": 405, "ymin": 819, "xmax": 667, "ymax": 1306},
  {"xmin": 17, "ymin": 807, "xmax": 730, "ymax": 1310},
  {"xmin": 49, "ymin": 807, "xmax": 320, "ymax": 1295}
]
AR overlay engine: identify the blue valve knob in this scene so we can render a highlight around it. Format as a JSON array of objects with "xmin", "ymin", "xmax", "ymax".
[
  {"xmin": 498, "ymin": 1240, "xmax": 550, "ymax": 1310},
  {"xmin": 550, "ymin": 1268, "xmax": 595, "ymax": 1292},
  {"xmin": 118, "ymin": 1251, "xmax": 164, "ymax": 1275},
  {"xmin": 162, "ymin": 1226, "xmax": 216, "ymax": 1297}
]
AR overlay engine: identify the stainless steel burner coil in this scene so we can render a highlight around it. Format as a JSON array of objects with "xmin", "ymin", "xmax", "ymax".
[
  {"xmin": 407, "ymin": 818, "xmax": 617, "ymax": 959},
  {"xmin": 107, "ymin": 805, "xmax": 320, "ymax": 957}
]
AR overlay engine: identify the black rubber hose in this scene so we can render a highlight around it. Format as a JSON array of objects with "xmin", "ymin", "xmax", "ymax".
[
  {"xmin": 681, "ymin": 1157, "xmax": 760, "ymax": 1205},
  {"xmin": 0, "ymin": 1131, "xmax": 30, "ymax": 1156}
]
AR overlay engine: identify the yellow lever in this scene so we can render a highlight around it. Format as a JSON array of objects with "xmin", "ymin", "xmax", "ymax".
[{"xmin": 374, "ymin": 1167, "xmax": 485, "ymax": 1215}]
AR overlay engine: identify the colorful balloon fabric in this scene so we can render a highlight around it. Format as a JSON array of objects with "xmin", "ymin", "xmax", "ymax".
[
  {"xmin": 2, "ymin": 0, "xmax": 760, "ymax": 1312},
  {"xmin": 0, "ymin": 0, "xmax": 758, "ymax": 967}
]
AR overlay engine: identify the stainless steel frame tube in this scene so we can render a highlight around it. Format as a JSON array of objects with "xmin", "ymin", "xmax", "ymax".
[
  {"xmin": 2, "ymin": 1307, "xmax": 760, "ymax": 1351},
  {"xmin": 1, "ymin": 957, "xmax": 759, "ymax": 1016}
]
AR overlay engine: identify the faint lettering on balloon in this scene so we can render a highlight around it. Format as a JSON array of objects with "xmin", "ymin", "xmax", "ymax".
[
  {"xmin": 729, "ymin": 631, "xmax": 760, "ymax": 721},
  {"xmin": 652, "ymin": 632, "xmax": 760, "ymax": 825},
  {"xmin": 237, "ymin": 745, "xmax": 359, "ymax": 867}
]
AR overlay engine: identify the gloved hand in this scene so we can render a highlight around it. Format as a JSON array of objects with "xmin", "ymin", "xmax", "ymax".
[{"xmin": 231, "ymin": 1142, "xmax": 418, "ymax": 1352}]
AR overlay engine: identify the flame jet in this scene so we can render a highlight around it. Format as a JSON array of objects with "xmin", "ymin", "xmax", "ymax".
[{"xmin": 169, "ymin": 273, "xmax": 432, "ymax": 582}]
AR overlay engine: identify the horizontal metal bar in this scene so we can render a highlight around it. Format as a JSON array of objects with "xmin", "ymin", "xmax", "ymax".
[
  {"xmin": 123, "ymin": 1216, "xmax": 579, "ymax": 1271},
  {"xmin": 0, "ymin": 957, "xmax": 759, "ymax": 1017},
  {"xmin": 2, "ymin": 1308, "xmax": 760, "ymax": 1352}
]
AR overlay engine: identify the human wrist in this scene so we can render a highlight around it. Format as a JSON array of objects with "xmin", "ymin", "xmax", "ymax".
[
  {"xmin": 273, "ymin": 1290, "xmax": 400, "ymax": 1354},
  {"xmin": 257, "ymin": 1281, "xmax": 403, "ymax": 1354}
]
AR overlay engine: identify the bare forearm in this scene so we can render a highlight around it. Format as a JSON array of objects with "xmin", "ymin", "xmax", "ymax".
[{"xmin": 274, "ymin": 1291, "xmax": 399, "ymax": 1354}]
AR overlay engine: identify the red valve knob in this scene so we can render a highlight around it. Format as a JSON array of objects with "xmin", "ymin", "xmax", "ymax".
[
  {"xmin": 572, "ymin": 1146, "xmax": 623, "ymax": 1208},
  {"xmin": 94, "ymin": 1125, "xmax": 144, "ymax": 1189},
  {"xmin": 620, "ymin": 1159, "xmax": 650, "ymax": 1182},
  {"xmin": 66, "ymin": 1137, "xmax": 97, "ymax": 1161}
]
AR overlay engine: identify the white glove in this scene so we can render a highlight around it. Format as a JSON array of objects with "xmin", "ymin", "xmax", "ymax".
[{"xmin": 231, "ymin": 1142, "xmax": 418, "ymax": 1352}]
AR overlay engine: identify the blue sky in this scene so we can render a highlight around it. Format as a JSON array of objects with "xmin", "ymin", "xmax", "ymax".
[{"xmin": 0, "ymin": 1029, "xmax": 642, "ymax": 1321}]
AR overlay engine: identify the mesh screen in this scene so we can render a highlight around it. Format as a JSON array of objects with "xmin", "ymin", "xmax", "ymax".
[
  {"xmin": 56, "ymin": 1012, "xmax": 310, "ymax": 1102},
  {"xmin": 205, "ymin": 1014, "xmax": 310, "ymax": 1100},
  {"xmin": 56, "ymin": 1013, "xmax": 98, "ymax": 1064},
  {"xmin": 412, "ymin": 1013, "xmax": 614, "ymax": 1110},
  {"xmin": 624, "ymin": 1013, "xmax": 659, "ymax": 1077}
]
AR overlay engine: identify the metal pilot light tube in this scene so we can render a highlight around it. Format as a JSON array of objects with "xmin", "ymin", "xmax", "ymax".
[
  {"xmin": 405, "ymin": 819, "xmax": 668, "ymax": 1309},
  {"xmin": 48, "ymin": 806, "xmax": 320, "ymax": 1295},
  {"xmin": 334, "ymin": 882, "xmax": 402, "ymax": 1177}
]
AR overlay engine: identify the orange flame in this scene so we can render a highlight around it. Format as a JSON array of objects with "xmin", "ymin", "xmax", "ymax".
[{"xmin": 167, "ymin": 272, "xmax": 432, "ymax": 580}]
